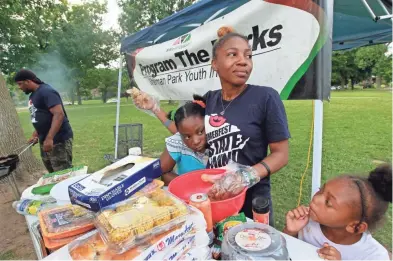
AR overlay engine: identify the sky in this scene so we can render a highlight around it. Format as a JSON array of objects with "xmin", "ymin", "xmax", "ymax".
[{"xmin": 67, "ymin": 0, "xmax": 121, "ymax": 30}]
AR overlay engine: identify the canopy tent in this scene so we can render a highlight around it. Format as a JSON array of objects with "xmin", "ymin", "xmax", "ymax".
[
  {"xmin": 114, "ymin": 0, "xmax": 392, "ymax": 199},
  {"xmin": 333, "ymin": 0, "xmax": 392, "ymax": 50},
  {"xmin": 120, "ymin": 0, "xmax": 392, "ymax": 53}
]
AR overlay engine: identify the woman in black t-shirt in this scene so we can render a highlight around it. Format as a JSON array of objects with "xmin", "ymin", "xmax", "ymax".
[{"xmin": 133, "ymin": 26, "xmax": 290, "ymax": 223}]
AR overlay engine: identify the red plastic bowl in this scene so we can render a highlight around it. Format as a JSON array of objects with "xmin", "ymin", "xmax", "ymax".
[{"xmin": 168, "ymin": 169, "xmax": 247, "ymax": 224}]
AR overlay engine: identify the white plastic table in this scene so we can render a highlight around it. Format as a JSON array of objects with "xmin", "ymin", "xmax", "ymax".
[
  {"xmin": 25, "ymin": 214, "xmax": 44, "ymax": 260},
  {"xmin": 40, "ymin": 230, "xmax": 322, "ymax": 260},
  {"xmin": 22, "ymin": 186, "xmax": 322, "ymax": 260}
]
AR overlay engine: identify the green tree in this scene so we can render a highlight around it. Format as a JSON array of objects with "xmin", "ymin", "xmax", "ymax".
[
  {"xmin": 355, "ymin": 44, "xmax": 389, "ymax": 88},
  {"xmin": 1, "ymin": 1, "xmax": 118, "ymax": 104},
  {"xmin": 0, "ymin": 0, "xmax": 68, "ymax": 74},
  {"xmin": 52, "ymin": 1, "xmax": 118, "ymax": 104},
  {"xmin": 373, "ymin": 53, "xmax": 392, "ymax": 87},
  {"xmin": 118, "ymin": 0, "xmax": 196, "ymax": 35},
  {"xmin": 83, "ymin": 67, "xmax": 131, "ymax": 103},
  {"xmin": 331, "ymin": 49, "xmax": 359, "ymax": 89},
  {"xmin": 331, "ymin": 44, "xmax": 391, "ymax": 89},
  {"xmin": 83, "ymin": 68, "xmax": 117, "ymax": 103}
]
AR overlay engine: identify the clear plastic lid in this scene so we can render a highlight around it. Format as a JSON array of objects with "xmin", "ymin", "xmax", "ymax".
[
  {"xmin": 38, "ymin": 204, "xmax": 95, "ymax": 239},
  {"xmin": 222, "ymin": 222, "xmax": 289, "ymax": 260},
  {"xmin": 68, "ymin": 230, "xmax": 113, "ymax": 260},
  {"xmin": 95, "ymin": 188, "xmax": 190, "ymax": 254}
]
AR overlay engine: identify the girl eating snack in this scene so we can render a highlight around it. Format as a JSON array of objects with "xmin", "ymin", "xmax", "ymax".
[{"xmin": 283, "ymin": 164, "xmax": 392, "ymax": 260}]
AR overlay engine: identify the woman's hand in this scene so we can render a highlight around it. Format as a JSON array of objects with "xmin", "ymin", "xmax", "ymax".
[
  {"xmin": 205, "ymin": 162, "xmax": 260, "ymax": 201},
  {"xmin": 283, "ymin": 205, "xmax": 310, "ymax": 237},
  {"xmin": 317, "ymin": 243, "xmax": 341, "ymax": 260}
]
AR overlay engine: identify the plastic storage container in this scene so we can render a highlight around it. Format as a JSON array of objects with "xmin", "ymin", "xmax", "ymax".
[
  {"xmin": 95, "ymin": 188, "xmax": 189, "ymax": 253},
  {"xmin": 221, "ymin": 222, "xmax": 290, "ymax": 260},
  {"xmin": 38, "ymin": 204, "xmax": 95, "ymax": 239},
  {"xmin": 43, "ymin": 232, "xmax": 83, "ymax": 251},
  {"xmin": 68, "ymin": 230, "xmax": 113, "ymax": 260}
]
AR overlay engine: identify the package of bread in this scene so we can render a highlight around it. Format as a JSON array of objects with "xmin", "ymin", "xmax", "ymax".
[
  {"xmin": 69, "ymin": 231, "xmax": 113, "ymax": 260},
  {"xmin": 94, "ymin": 188, "xmax": 189, "ymax": 254},
  {"xmin": 38, "ymin": 205, "xmax": 95, "ymax": 240},
  {"xmin": 69, "ymin": 226, "xmax": 182, "ymax": 260}
]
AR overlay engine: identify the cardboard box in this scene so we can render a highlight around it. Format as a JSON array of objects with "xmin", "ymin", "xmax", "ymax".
[{"xmin": 68, "ymin": 155, "xmax": 161, "ymax": 211}]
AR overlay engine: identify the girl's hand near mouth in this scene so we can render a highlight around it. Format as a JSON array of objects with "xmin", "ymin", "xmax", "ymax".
[{"xmin": 283, "ymin": 205, "xmax": 310, "ymax": 237}]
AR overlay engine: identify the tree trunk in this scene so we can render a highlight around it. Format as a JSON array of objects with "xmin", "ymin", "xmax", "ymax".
[
  {"xmin": 349, "ymin": 78, "xmax": 354, "ymax": 90},
  {"xmin": 70, "ymin": 88, "xmax": 75, "ymax": 105},
  {"xmin": 376, "ymin": 75, "xmax": 382, "ymax": 88},
  {"xmin": 76, "ymin": 84, "xmax": 82, "ymax": 105},
  {"xmin": 340, "ymin": 77, "xmax": 346, "ymax": 90},
  {"xmin": 102, "ymin": 90, "xmax": 107, "ymax": 103},
  {"xmin": 0, "ymin": 73, "xmax": 46, "ymax": 182}
]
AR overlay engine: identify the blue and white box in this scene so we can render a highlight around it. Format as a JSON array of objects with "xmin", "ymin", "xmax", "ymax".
[{"xmin": 68, "ymin": 155, "xmax": 161, "ymax": 211}]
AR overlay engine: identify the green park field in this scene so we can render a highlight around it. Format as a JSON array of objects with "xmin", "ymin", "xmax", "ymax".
[{"xmin": 17, "ymin": 89, "xmax": 392, "ymax": 250}]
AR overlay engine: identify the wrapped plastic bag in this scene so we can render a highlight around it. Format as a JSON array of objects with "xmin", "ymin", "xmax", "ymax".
[
  {"xmin": 127, "ymin": 88, "xmax": 160, "ymax": 117},
  {"xmin": 204, "ymin": 161, "xmax": 260, "ymax": 201},
  {"xmin": 178, "ymin": 246, "xmax": 211, "ymax": 261}
]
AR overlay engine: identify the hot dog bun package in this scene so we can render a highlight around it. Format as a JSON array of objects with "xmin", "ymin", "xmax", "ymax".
[
  {"xmin": 68, "ymin": 155, "xmax": 162, "ymax": 211},
  {"xmin": 69, "ymin": 206, "xmax": 209, "ymax": 260}
]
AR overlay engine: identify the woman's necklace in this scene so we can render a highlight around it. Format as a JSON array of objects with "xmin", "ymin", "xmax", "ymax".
[
  {"xmin": 220, "ymin": 86, "xmax": 247, "ymax": 115},
  {"xmin": 220, "ymin": 98, "xmax": 236, "ymax": 115}
]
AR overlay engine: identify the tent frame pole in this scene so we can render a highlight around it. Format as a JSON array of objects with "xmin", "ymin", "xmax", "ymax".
[
  {"xmin": 361, "ymin": 0, "xmax": 392, "ymax": 21},
  {"xmin": 114, "ymin": 54, "xmax": 123, "ymax": 160},
  {"xmin": 377, "ymin": 0, "xmax": 392, "ymax": 18},
  {"xmin": 376, "ymin": 14, "xmax": 393, "ymax": 21},
  {"xmin": 361, "ymin": 0, "xmax": 378, "ymax": 21},
  {"xmin": 311, "ymin": 100, "xmax": 324, "ymax": 197}
]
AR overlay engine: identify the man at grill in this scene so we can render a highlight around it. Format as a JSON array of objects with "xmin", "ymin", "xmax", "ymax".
[{"xmin": 14, "ymin": 69, "xmax": 73, "ymax": 173}]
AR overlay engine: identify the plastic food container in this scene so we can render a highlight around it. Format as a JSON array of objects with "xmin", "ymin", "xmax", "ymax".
[
  {"xmin": 38, "ymin": 204, "xmax": 95, "ymax": 239},
  {"xmin": 95, "ymin": 188, "xmax": 190, "ymax": 254},
  {"xmin": 43, "ymin": 233, "xmax": 83, "ymax": 251},
  {"xmin": 221, "ymin": 222, "xmax": 290, "ymax": 260},
  {"xmin": 68, "ymin": 230, "xmax": 113, "ymax": 260}
]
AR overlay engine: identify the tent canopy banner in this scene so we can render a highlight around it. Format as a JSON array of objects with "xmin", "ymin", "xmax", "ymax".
[{"xmin": 124, "ymin": 0, "xmax": 332, "ymax": 101}]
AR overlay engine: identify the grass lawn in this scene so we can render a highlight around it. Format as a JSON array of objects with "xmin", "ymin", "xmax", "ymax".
[
  {"xmin": 0, "ymin": 251, "xmax": 15, "ymax": 260},
  {"xmin": 17, "ymin": 89, "xmax": 392, "ymax": 250}
]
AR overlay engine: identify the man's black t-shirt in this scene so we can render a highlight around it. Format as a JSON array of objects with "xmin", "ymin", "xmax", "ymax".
[
  {"xmin": 204, "ymin": 85, "xmax": 290, "ymax": 218},
  {"xmin": 28, "ymin": 84, "xmax": 73, "ymax": 144}
]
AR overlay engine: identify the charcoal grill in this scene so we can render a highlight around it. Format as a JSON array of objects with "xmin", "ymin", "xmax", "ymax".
[{"xmin": 0, "ymin": 143, "xmax": 34, "ymax": 199}]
